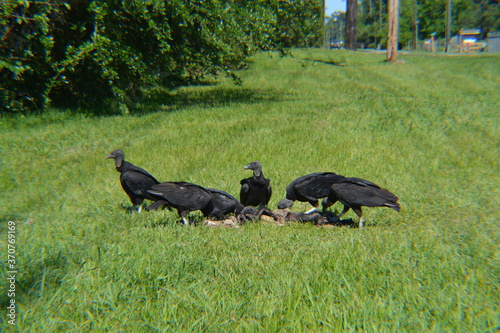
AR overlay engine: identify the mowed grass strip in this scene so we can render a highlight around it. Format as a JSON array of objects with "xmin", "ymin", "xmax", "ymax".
[{"xmin": 0, "ymin": 49, "xmax": 498, "ymax": 332}]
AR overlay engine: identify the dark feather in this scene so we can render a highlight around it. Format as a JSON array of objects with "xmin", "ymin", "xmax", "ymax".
[
  {"xmin": 327, "ymin": 177, "xmax": 400, "ymax": 227},
  {"xmin": 106, "ymin": 149, "xmax": 160, "ymax": 209},
  {"xmin": 203, "ymin": 188, "xmax": 244, "ymax": 219},
  {"xmin": 330, "ymin": 177, "xmax": 399, "ymax": 210},
  {"xmin": 285, "ymin": 172, "xmax": 345, "ymax": 209},
  {"xmin": 240, "ymin": 161, "xmax": 272, "ymax": 207},
  {"xmin": 146, "ymin": 182, "xmax": 213, "ymax": 224}
]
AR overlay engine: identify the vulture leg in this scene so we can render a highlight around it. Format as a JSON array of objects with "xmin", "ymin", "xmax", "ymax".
[
  {"xmin": 305, "ymin": 207, "xmax": 318, "ymax": 214},
  {"xmin": 321, "ymin": 198, "xmax": 335, "ymax": 212},
  {"xmin": 336, "ymin": 205, "xmax": 351, "ymax": 221},
  {"xmin": 179, "ymin": 210, "xmax": 190, "ymax": 226},
  {"xmin": 352, "ymin": 207, "xmax": 364, "ymax": 228},
  {"xmin": 131, "ymin": 198, "xmax": 144, "ymax": 213},
  {"xmin": 304, "ymin": 200, "xmax": 319, "ymax": 214}
]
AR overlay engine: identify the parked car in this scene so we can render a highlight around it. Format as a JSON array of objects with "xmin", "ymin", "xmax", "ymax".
[
  {"xmin": 457, "ymin": 28, "xmax": 487, "ymax": 53},
  {"xmin": 330, "ymin": 40, "xmax": 343, "ymax": 49},
  {"xmin": 458, "ymin": 38, "xmax": 487, "ymax": 53}
]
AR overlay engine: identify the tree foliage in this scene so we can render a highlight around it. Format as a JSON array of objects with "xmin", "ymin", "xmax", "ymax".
[
  {"xmin": 0, "ymin": 0, "xmax": 323, "ymax": 113},
  {"xmin": 276, "ymin": 0, "xmax": 324, "ymax": 48},
  {"xmin": 325, "ymin": 11, "xmax": 346, "ymax": 43},
  {"xmin": 418, "ymin": 0, "xmax": 500, "ymax": 39},
  {"xmin": 357, "ymin": 0, "xmax": 387, "ymax": 48},
  {"xmin": 357, "ymin": 0, "xmax": 500, "ymax": 49}
]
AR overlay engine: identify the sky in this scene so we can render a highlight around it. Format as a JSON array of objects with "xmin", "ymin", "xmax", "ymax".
[{"xmin": 325, "ymin": 0, "xmax": 346, "ymax": 15}]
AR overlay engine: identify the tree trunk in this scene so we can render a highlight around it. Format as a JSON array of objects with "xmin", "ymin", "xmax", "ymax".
[
  {"xmin": 345, "ymin": 0, "xmax": 358, "ymax": 50},
  {"xmin": 387, "ymin": 0, "xmax": 399, "ymax": 62}
]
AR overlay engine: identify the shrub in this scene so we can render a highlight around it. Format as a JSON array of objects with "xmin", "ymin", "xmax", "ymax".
[{"xmin": 0, "ymin": 0, "xmax": 323, "ymax": 113}]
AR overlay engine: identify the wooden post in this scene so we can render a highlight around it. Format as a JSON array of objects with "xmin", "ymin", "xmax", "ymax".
[{"xmin": 387, "ymin": 0, "xmax": 400, "ymax": 62}]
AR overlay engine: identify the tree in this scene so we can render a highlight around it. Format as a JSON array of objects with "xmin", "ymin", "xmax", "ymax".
[
  {"xmin": 358, "ymin": 0, "xmax": 387, "ymax": 49},
  {"xmin": 357, "ymin": 0, "xmax": 500, "ymax": 49},
  {"xmin": 387, "ymin": 0, "xmax": 400, "ymax": 61},
  {"xmin": 345, "ymin": 0, "xmax": 358, "ymax": 50},
  {"xmin": 1, "ymin": 0, "xmax": 324, "ymax": 113},
  {"xmin": 275, "ymin": 0, "xmax": 324, "ymax": 48},
  {"xmin": 325, "ymin": 11, "xmax": 346, "ymax": 44}
]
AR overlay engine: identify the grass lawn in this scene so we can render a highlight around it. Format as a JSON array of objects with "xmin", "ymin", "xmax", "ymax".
[{"xmin": 1, "ymin": 49, "xmax": 499, "ymax": 332}]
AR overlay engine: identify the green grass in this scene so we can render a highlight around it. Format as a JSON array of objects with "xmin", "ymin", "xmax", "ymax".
[{"xmin": 1, "ymin": 49, "xmax": 499, "ymax": 332}]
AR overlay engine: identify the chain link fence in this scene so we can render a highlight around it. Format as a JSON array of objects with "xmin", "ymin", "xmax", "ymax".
[{"xmin": 405, "ymin": 36, "xmax": 499, "ymax": 54}]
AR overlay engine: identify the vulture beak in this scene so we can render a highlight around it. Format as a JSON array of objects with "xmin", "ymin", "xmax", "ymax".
[
  {"xmin": 106, "ymin": 154, "xmax": 114, "ymax": 159},
  {"xmin": 244, "ymin": 164, "xmax": 251, "ymax": 170}
]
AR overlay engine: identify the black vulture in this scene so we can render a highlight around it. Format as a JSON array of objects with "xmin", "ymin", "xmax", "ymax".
[
  {"xmin": 240, "ymin": 161, "xmax": 272, "ymax": 207},
  {"xmin": 285, "ymin": 172, "xmax": 346, "ymax": 213},
  {"xmin": 204, "ymin": 188, "xmax": 244, "ymax": 219},
  {"xmin": 325, "ymin": 177, "xmax": 400, "ymax": 228},
  {"xmin": 146, "ymin": 182, "xmax": 213, "ymax": 225},
  {"xmin": 106, "ymin": 149, "xmax": 160, "ymax": 212}
]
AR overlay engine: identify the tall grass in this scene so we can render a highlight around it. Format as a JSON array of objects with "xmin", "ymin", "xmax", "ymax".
[{"xmin": 1, "ymin": 49, "xmax": 499, "ymax": 332}]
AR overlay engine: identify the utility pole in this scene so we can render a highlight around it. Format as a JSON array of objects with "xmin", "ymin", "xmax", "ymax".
[
  {"xmin": 412, "ymin": 0, "xmax": 418, "ymax": 50},
  {"xmin": 345, "ymin": 0, "xmax": 358, "ymax": 50},
  {"xmin": 387, "ymin": 0, "xmax": 400, "ymax": 62},
  {"xmin": 321, "ymin": 0, "xmax": 326, "ymax": 48},
  {"xmin": 445, "ymin": 0, "xmax": 452, "ymax": 52}
]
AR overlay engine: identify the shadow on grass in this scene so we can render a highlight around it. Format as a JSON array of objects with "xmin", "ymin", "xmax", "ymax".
[
  {"xmin": 1, "ymin": 83, "xmax": 293, "ymax": 127},
  {"xmin": 320, "ymin": 211, "xmax": 357, "ymax": 227},
  {"xmin": 146, "ymin": 211, "xmax": 209, "ymax": 228},
  {"xmin": 0, "ymin": 250, "xmax": 74, "ymax": 309},
  {"xmin": 129, "ymin": 85, "xmax": 293, "ymax": 116},
  {"xmin": 147, "ymin": 219, "xmax": 184, "ymax": 228},
  {"xmin": 319, "ymin": 218, "xmax": 357, "ymax": 227},
  {"xmin": 297, "ymin": 58, "xmax": 348, "ymax": 67}
]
